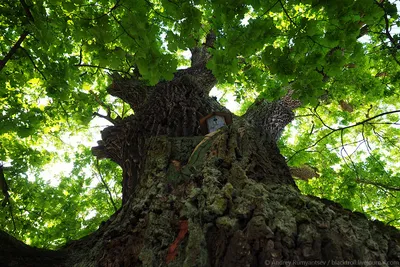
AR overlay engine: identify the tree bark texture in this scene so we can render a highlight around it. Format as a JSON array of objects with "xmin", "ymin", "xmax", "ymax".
[
  {"xmin": 1, "ymin": 40, "xmax": 400, "ymax": 266},
  {"xmin": 62, "ymin": 125, "xmax": 400, "ymax": 267}
]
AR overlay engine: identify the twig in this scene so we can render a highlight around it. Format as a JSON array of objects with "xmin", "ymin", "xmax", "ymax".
[
  {"xmin": 339, "ymin": 129, "xmax": 360, "ymax": 180},
  {"xmin": 362, "ymin": 125, "xmax": 390, "ymax": 178}
]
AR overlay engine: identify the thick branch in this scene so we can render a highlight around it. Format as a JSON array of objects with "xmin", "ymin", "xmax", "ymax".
[
  {"xmin": 190, "ymin": 32, "xmax": 215, "ymax": 67},
  {"xmin": 91, "ymin": 118, "xmax": 134, "ymax": 166},
  {"xmin": 243, "ymin": 90, "xmax": 301, "ymax": 142},
  {"xmin": 94, "ymin": 72, "xmax": 230, "ymax": 202},
  {"xmin": 107, "ymin": 75, "xmax": 151, "ymax": 111},
  {"xmin": 290, "ymin": 165, "xmax": 320, "ymax": 181},
  {"xmin": 174, "ymin": 31, "xmax": 217, "ymax": 94}
]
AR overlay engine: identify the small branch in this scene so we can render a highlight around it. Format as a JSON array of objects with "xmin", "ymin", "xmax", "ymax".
[
  {"xmin": 362, "ymin": 125, "xmax": 390, "ymax": 178},
  {"xmin": 93, "ymin": 112, "xmax": 117, "ymax": 125},
  {"xmin": 0, "ymin": 164, "xmax": 15, "ymax": 232},
  {"xmin": 356, "ymin": 178, "xmax": 400, "ymax": 192},
  {"xmin": 287, "ymin": 109, "xmax": 400, "ymax": 162},
  {"xmin": 90, "ymin": 91, "xmax": 112, "ymax": 115},
  {"xmin": 0, "ymin": 164, "xmax": 10, "ymax": 207},
  {"xmin": 342, "ymin": 109, "xmax": 400, "ymax": 130},
  {"xmin": 78, "ymin": 45, "xmax": 83, "ymax": 65},
  {"xmin": 261, "ymin": 0, "xmax": 280, "ymax": 17},
  {"xmin": 340, "ymin": 129, "xmax": 360, "ymax": 180},
  {"xmin": 144, "ymin": 0, "xmax": 175, "ymax": 21},
  {"xmin": 308, "ymin": 108, "xmax": 335, "ymax": 130},
  {"xmin": 20, "ymin": 0, "xmax": 34, "ymax": 22},
  {"xmin": 375, "ymin": 1, "xmax": 400, "ymax": 66},
  {"xmin": 111, "ymin": 13, "xmax": 141, "ymax": 48},
  {"xmin": 0, "ymin": 0, "xmax": 34, "ymax": 72},
  {"xmin": 10, "ymin": 207, "xmax": 16, "ymax": 232},
  {"xmin": 89, "ymin": 91, "xmax": 123, "ymax": 123},
  {"xmin": 279, "ymin": 0, "xmax": 296, "ymax": 27},
  {"xmin": 19, "ymin": 47, "xmax": 47, "ymax": 80},
  {"xmin": 58, "ymin": 101, "xmax": 71, "ymax": 128},
  {"xmin": 368, "ymin": 122, "xmax": 400, "ymax": 125},
  {"xmin": 80, "ymin": 0, "xmax": 121, "ymax": 20},
  {"xmin": 0, "ymin": 31, "xmax": 29, "ymax": 72},
  {"xmin": 385, "ymin": 218, "xmax": 400, "ymax": 226},
  {"xmin": 95, "ymin": 160, "xmax": 118, "ymax": 212},
  {"xmin": 75, "ymin": 63, "xmax": 130, "ymax": 75}
]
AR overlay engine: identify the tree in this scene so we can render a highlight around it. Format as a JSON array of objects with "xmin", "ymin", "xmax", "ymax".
[{"xmin": 1, "ymin": 0, "xmax": 400, "ymax": 266}]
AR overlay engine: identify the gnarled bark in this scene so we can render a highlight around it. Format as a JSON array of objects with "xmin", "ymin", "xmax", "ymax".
[{"xmin": 63, "ymin": 124, "xmax": 400, "ymax": 267}]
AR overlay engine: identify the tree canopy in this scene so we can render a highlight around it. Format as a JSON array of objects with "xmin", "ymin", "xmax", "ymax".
[{"xmin": 1, "ymin": 0, "xmax": 400, "ymax": 249}]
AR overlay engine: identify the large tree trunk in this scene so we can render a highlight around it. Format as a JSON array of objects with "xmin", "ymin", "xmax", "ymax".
[{"xmin": 1, "ymin": 42, "xmax": 400, "ymax": 267}]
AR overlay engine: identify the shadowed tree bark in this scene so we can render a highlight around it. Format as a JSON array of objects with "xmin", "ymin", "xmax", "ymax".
[{"xmin": 1, "ymin": 36, "xmax": 400, "ymax": 267}]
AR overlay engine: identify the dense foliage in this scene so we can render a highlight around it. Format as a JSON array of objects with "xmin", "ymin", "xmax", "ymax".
[{"xmin": 0, "ymin": 0, "xmax": 399, "ymax": 248}]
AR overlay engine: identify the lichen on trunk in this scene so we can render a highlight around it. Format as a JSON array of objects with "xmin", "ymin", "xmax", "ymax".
[{"xmin": 65, "ymin": 124, "xmax": 400, "ymax": 267}]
